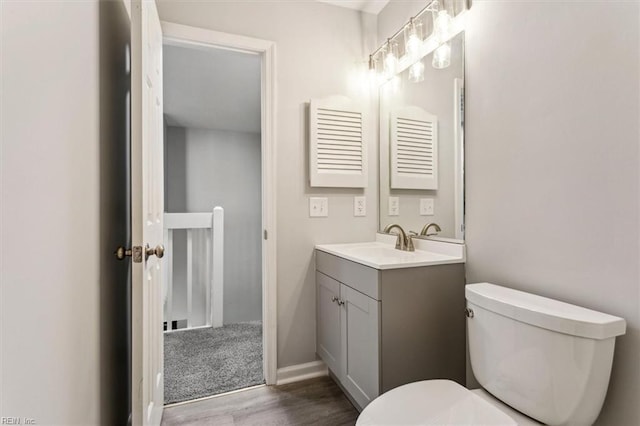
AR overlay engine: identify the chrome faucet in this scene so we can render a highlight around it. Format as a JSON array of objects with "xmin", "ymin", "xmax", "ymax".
[
  {"xmin": 383, "ymin": 224, "xmax": 415, "ymax": 252},
  {"xmin": 420, "ymin": 222, "xmax": 441, "ymax": 237}
]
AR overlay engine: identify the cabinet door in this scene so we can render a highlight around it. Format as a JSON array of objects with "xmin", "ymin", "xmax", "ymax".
[
  {"xmin": 316, "ymin": 272, "xmax": 342, "ymax": 374},
  {"xmin": 341, "ymin": 284, "xmax": 380, "ymax": 409}
]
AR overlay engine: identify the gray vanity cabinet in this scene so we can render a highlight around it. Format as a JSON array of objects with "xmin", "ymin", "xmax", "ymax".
[
  {"xmin": 316, "ymin": 270, "xmax": 380, "ymax": 409},
  {"xmin": 315, "ymin": 249, "xmax": 466, "ymax": 411},
  {"xmin": 339, "ymin": 282, "xmax": 380, "ymax": 409},
  {"xmin": 316, "ymin": 272, "xmax": 342, "ymax": 374}
]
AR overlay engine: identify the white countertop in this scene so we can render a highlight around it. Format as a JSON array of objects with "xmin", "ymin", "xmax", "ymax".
[{"xmin": 315, "ymin": 234, "xmax": 465, "ymax": 270}]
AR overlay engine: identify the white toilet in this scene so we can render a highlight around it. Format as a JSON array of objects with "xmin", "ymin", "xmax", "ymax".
[{"xmin": 357, "ymin": 282, "xmax": 626, "ymax": 426}]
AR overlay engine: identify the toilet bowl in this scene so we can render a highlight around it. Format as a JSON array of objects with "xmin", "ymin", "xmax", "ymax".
[{"xmin": 357, "ymin": 283, "xmax": 626, "ymax": 426}]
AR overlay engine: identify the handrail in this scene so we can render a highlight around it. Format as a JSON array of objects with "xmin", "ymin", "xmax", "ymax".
[{"xmin": 164, "ymin": 212, "xmax": 213, "ymax": 229}]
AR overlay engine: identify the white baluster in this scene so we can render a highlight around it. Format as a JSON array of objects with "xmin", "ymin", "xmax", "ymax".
[
  {"xmin": 205, "ymin": 226, "xmax": 211, "ymax": 327},
  {"xmin": 166, "ymin": 228, "xmax": 173, "ymax": 330},
  {"xmin": 212, "ymin": 207, "xmax": 224, "ymax": 328},
  {"xmin": 187, "ymin": 228, "xmax": 193, "ymax": 329}
]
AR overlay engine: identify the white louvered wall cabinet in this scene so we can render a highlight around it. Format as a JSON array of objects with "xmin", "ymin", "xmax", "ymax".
[
  {"xmin": 390, "ymin": 106, "xmax": 438, "ymax": 190},
  {"xmin": 309, "ymin": 96, "xmax": 368, "ymax": 188}
]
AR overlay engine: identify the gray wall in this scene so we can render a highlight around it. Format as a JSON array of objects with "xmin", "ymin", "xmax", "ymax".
[
  {"xmin": 165, "ymin": 126, "xmax": 262, "ymax": 324},
  {"xmin": 377, "ymin": 0, "xmax": 426, "ymax": 46},
  {"xmin": 1, "ymin": 1, "xmax": 104, "ymax": 423},
  {"xmin": 379, "ymin": 0, "xmax": 640, "ymax": 424},
  {"xmin": 158, "ymin": 0, "xmax": 379, "ymax": 368},
  {"xmin": 464, "ymin": 2, "xmax": 639, "ymax": 425}
]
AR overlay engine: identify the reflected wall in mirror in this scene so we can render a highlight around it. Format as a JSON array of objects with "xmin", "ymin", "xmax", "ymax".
[{"xmin": 379, "ymin": 32, "xmax": 464, "ymax": 241}]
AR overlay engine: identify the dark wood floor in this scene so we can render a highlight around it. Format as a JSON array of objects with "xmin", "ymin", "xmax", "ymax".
[{"xmin": 161, "ymin": 376, "xmax": 360, "ymax": 426}]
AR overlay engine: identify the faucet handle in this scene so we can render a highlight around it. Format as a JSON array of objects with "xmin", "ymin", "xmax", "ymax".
[
  {"xmin": 406, "ymin": 234, "xmax": 415, "ymax": 252},
  {"xmin": 394, "ymin": 233, "xmax": 405, "ymax": 250}
]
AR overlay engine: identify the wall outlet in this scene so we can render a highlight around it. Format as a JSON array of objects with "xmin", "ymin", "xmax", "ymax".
[
  {"xmin": 354, "ymin": 196, "xmax": 366, "ymax": 217},
  {"xmin": 309, "ymin": 197, "xmax": 328, "ymax": 217},
  {"xmin": 420, "ymin": 198, "xmax": 435, "ymax": 216},
  {"xmin": 388, "ymin": 197, "xmax": 400, "ymax": 216}
]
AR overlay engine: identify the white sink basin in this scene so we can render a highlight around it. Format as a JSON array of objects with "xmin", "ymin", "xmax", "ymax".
[{"xmin": 316, "ymin": 235, "xmax": 465, "ymax": 270}]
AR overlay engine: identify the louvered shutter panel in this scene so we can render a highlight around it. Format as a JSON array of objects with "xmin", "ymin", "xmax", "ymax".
[
  {"xmin": 390, "ymin": 106, "xmax": 438, "ymax": 190},
  {"xmin": 310, "ymin": 96, "xmax": 367, "ymax": 188}
]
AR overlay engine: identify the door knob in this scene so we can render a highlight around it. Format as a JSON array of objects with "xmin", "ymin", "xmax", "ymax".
[
  {"xmin": 145, "ymin": 244, "xmax": 165, "ymax": 260},
  {"xmin": 115, "ymin": 246, "xmax": 143, "ymax": 263},
  {"xmin": 115, "ymin": 246, "xmax": 131, "ymax": 260},
  {"xmin": 115, "ymin": 244, "xmax": 163, "ymax": 263}
]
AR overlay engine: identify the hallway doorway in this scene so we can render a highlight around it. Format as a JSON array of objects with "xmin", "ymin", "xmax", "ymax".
[{"xmin": 161, "ymin": 31, "xmax": 272, "ymax": 404}]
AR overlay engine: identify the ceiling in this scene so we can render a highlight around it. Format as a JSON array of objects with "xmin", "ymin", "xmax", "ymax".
[
  {"xmin": 163, "ymin": 43, "xmax": 261, "ymax": 133},
  {"xmin": 315, "ymin": 0, "xmax": 390, "ymax": 15},
  {"xmin": 163, "ymin": 1, "xmax": 389, "ymax": 133}
]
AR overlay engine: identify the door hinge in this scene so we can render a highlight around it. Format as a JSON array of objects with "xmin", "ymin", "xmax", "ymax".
[
  {"xmin": 115, "ymin": 245, "xmax": 144, "ymax": 263},
  {"xmin": 264, "ymin": 229, "xmax": 268, "ymax": 240}
]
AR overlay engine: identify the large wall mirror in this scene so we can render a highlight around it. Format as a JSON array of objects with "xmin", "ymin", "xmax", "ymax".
[{"xmin": 379, "ymin": 32, "xmax": 464, "ymax": 241}]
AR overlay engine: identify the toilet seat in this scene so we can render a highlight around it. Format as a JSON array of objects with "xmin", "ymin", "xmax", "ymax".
[{"xmin": 356, "ymin": 380, "xmax": 534, "ymax": 426}]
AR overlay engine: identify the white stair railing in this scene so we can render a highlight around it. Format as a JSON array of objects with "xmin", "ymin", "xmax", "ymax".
[{"xmin": 163, "ymin": 207, "xmax": 224, "ymax": 331}]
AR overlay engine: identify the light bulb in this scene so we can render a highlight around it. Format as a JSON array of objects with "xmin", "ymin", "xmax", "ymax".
[
  {"xmin": 432, "ymin": 42, "xmax": 451, "ymax": 69},
  {"xmin": 406, "ymin": 35, "xmax": 422, "ymax": 61},
  {"xmin": 408, "ymin": 60, "xmax": 425, "ymax": 83},
  {"xmin": 368, "ymin": 55, "xmax": 378, "ymax": 83},
  {"xmin": 404, "ymin": 18, "xmax": 424, "ymax": 61},
  {"xmin": 383, "ymin": 40, "xmax": 399, "ymax": 78},
  {"xmin": 434, "ymin": 10, "xmax": 452, "ymax": 43},
  {"xmin": 368, "ymin": 54, "xmax": 384, "ymax": 87},
  {"xmin": 384, "ymin": 52, "xmax": 397, "ymax": 75}
]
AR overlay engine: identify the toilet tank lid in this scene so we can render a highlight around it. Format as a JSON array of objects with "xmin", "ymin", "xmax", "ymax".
[{"xmin": 466, "ymin": 283, "xmax": 626, "ymax": 340}]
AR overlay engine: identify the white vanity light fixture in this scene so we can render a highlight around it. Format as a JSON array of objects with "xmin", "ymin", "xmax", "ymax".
[
  {"xmin": 433, "ymin": 9, "xmax": 452, "ymax": 43},
  {"xmin": 404, "ymin": 17, "xmax": 424, "ymax": 62},
  {"xmin": 405, "ymin": 17, "xmax": 425, "ymax": 82},
  {"xmin": 432, "ymin": 42, "xmax": 451, "ymax": 69},
  {"xmin": 431, "ymin": 4, "xmax": 453, "ymax": 69},
  {"xmin": 383, "ymin": 39, "xmax": 399, "ymax": 79},
  {"xmin": 367, "ymin": 0, "xmax": 469, "ymax": 85},
  {"xmin": 368, "ymin": 54, "xmax": 384, "ymax": 87}
]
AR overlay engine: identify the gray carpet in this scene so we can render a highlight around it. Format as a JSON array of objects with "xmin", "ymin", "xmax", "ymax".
[{"xmin": 164, "ymin": 321, "xmax": 264, "ymax": 404}]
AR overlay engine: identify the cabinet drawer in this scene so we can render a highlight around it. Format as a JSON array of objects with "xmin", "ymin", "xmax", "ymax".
[{"xmin": 316, "ymin": 250, "xmax": 380, "ymax": 300}]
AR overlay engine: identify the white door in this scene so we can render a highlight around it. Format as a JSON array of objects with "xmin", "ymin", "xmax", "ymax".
[{"xmin": 131, "ymin": 0, "xmax": 164, "ymax": 424}]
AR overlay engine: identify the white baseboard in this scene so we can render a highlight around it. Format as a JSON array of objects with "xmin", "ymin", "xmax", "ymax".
[{"xmin": 276, "ymin": 360, "xmax": 328, "ymax": 385}]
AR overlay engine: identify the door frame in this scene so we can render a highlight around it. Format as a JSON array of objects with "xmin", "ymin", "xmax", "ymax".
[{"xmin": 160, "ymin": 21, "xmax": 278, "ymax": 385}]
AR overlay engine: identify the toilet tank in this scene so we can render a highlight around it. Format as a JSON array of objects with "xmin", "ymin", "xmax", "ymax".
[{"xmin": 466, "ymin": 283, "xmax": 626, "ymax": 426}]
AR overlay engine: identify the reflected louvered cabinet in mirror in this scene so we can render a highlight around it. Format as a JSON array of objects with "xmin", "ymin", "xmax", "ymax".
[
  {"xmin": 390, "ymin": 106, "xmax": 438, "ymax": 190},
  {"xmin": 310, "ymin": 96, "xmax": 367, "ymax": 188}
]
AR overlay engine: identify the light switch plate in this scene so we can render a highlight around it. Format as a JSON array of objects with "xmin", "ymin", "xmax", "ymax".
[
  {"xmin": 309, "ymin": 197, "xmax": 328, "ymax": 217},
  {"xmin": 420, "ymin": 198, "xmax": 434, "ymax": 215},
  {"xmin": 388, "ymin": 197, "xmax": 400, "ymax": 216},
  {"xmin": 354, "ymin": 196, "xmax": 366, "ymax": 217}
]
